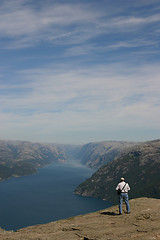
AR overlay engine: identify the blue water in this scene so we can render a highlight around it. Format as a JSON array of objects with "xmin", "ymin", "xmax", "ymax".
[{"xmin": 0, "ymin": 160, "xmax": 112, "ymax": 231}]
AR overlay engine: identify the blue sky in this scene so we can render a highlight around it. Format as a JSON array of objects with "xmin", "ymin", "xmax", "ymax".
[{"xmin": 0, "ymin": 0, "xmax": 160, "ymax": 144}]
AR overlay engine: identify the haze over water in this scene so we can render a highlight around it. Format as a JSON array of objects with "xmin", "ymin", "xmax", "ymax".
[{"xmin": 0, "ymin": 160, "xmax": 111, "ymax": 231}]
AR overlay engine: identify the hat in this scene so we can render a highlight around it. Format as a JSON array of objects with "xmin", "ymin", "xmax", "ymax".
[{"xmin": 121, "ymin": 177, "xmax": 125, "ymax": 181}]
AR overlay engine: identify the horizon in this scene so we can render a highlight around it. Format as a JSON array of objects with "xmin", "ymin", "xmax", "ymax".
[
  {"xmin": 0, "ymin": 137, "xmax": 159, "ymax": 146},
  {"xmin": 0, "ymin": 0, "xmax": 160, "ymax": 144}
]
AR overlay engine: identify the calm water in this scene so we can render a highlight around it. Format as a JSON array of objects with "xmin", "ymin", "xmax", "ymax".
[{"xmin": 0, "ymin": 160, "xmax": 112, "ymax": 230}]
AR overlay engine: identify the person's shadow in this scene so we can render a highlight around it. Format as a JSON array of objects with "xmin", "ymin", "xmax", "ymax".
[{"xmin": 101, "ymin": 211, "xmax": 119, "ymax": 216}]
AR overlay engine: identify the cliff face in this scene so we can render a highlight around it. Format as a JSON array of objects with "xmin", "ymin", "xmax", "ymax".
[
  {"xmin": 0, "ymin": 140, "xmax": 67, "ymax": 180},
  {"xmin": 79, "ymin": 141, "xmax": 137, "ymax": 169},
  {"xmin": 75, "ymin": 140, "xmax": 160, "ymax": 203},
  {"xmin": 0, "ymin": 198, "xmax": 159, "ymax": 240}
]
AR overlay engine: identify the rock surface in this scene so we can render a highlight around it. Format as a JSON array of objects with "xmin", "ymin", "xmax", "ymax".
[{"xmin": 0, "ymin": 198, "xmax": 159, "ymax": 240}]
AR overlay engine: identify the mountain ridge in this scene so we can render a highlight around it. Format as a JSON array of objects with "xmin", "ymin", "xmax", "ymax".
[
  {"xmin": 0, "ymin": 139, "xmax": 138, "ymax": 180},
  {"xmin": 79, "ymin": 141, "xmax": 138, "ymax": 169},
  {"xmin": 0, "ymin": 140, "xmax": 67, "ymax": 180}
]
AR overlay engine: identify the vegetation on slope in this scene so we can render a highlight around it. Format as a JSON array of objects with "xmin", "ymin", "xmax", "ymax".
[{"xmin": 75, "ymin": 140, "xmax": 160, "ymax": 203}]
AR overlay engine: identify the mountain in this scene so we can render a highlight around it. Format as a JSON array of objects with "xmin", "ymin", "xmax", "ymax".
[
  {"xmin": 0, "ymin": 139, "xmax": 137, "ymax": 181},
  {"xmin": 0, "ymin": 198, "xmax": 159, "ymax": 239},
  {"xmin": 79, "ymin": 141, "xmax": 137, "ymax": 169},
  {"xmin": 0, "ymin": 140, "xmax": 67, "ymax": 180},
  {"xmin": 75, "ymin": 140, "xmax": 160, "ymax": 203}
]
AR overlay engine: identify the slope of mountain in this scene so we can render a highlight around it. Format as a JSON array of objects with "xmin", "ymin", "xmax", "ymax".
[
  {"xmin": 75, "ymin": 140, "xmax": 160, "ymax": 203},
  {"xmin": 0, "ymin": 140, "xmax": 66, "ymax": 180},
  {"xmin": 0, "ymin": 198, "xmax": 159, "ymax": 239},
  {"xmin": 79, "ymin": 141, "xmax": 137, "ymax": 169}
]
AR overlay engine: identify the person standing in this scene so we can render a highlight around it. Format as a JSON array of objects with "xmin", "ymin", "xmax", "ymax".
[{"xmin": 116, "ymin": 177, "xmax": 130, "ymax": 215}]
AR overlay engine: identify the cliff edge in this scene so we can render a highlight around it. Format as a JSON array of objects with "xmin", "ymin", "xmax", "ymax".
[{"xmin": 0, "ymin": 198, "xmax": 159, "ymax": 240}]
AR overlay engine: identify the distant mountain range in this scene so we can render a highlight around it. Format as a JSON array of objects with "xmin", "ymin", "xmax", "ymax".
[
  {"xmin": 79, "ymin": 141, "xmax": 137, "ymax": 169},
  {"xmin": 75, "ymin": 139, "xmax": 160, "ymax": 203},
  {"xmin": 0, "ymin": 139, "xmax": 137, "ymax": 180},
  {"xmin": 1, "ymin": 139, "xmax": 160, "ymax": 238},
  {"xmin": 0, "ymin": 140, "xmax": 67, "ymax": 180},
  {"xmin": 1, "ymin": 138, "xmax": 160, "ymax": 204}
]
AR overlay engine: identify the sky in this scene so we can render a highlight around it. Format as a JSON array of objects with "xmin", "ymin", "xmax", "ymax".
[{"xmin": 0, "ymin": 0, "xmax": 160, "ymax": 144}]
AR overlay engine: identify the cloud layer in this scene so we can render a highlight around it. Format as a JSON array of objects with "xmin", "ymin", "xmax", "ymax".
[{"xmin": 0, "ymin": 0, "xmax": 160, "ymax": 143}]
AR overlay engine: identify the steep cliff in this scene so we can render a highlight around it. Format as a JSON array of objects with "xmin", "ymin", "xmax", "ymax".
[
  {"xmin": 75, "ymin": 140, "xmax": 160, "ymax": 203},
  {"xmin": 79, "ymin": 141, "xmax": 137, "ymax": 169}
]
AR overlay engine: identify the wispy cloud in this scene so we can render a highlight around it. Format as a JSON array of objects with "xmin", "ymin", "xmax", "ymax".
[
  {"xmin": 1, "ymin": 62, "xmax": 160, "ymax": 118},
  {"xmin": 0, "ymin": 0, "xmax": 160, "ymax": 50},
  {"xmin": 0, "ymin": 1, "xmax": 102, "ymax": 48},
  {"xmin": 0, "ymin": 0, "xmax": 160, "ymax": 143},
  {"xmin": 106, "ymin": 14, "xmax": 160, "ymax": 29}
]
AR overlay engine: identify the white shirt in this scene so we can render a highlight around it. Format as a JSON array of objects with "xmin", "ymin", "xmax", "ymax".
[{"xmin": 116, "ymin": 181, "xmax": 130, "ymax": 193}]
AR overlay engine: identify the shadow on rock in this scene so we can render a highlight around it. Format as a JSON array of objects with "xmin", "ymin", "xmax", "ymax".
[{"xmin": 101, "ymin": 211, "xmax": 119, "ymax": 216}]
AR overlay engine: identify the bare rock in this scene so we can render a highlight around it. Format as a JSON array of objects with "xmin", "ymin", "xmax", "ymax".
[{"xmin": 0, "ymin": 198, "xmax": 159, "ymax": 240}]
